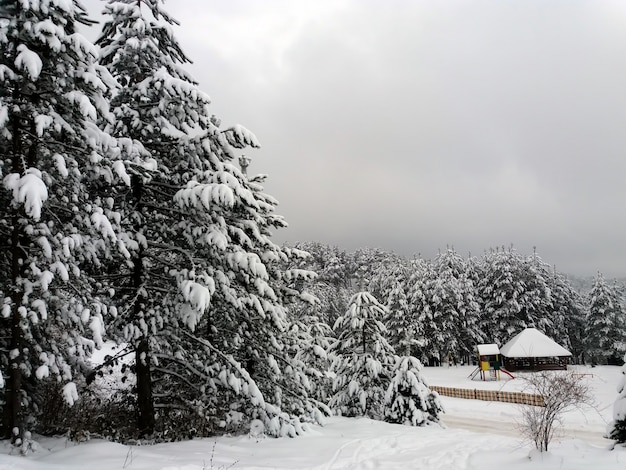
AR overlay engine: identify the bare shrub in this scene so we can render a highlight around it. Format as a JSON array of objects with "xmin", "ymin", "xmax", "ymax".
[
  {"xmin": 39, "ymin": 388, "xmax": 136, "ymax": 441},
  {"xmin": 518, "ymin": 371, "xmax": 593, "ymax": 452}
]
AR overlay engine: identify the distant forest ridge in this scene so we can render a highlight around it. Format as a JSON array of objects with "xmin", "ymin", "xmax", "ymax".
[{"xmin": 287, "ymin": 241, "xmax": 626, "ymax": 294}]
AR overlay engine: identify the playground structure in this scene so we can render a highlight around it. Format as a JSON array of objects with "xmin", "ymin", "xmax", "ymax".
[{"xmin": 468, "ymin": 344, "xmax": 515, "ymax": 381}]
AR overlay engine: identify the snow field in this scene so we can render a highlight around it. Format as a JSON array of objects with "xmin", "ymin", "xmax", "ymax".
[
  {"xmin": 1, "ymin": 365, "xmax": 624, "ymax": 469},
  {"xmin": 424, "ymin": 364, "xmax": 617, "ymax": 438}
]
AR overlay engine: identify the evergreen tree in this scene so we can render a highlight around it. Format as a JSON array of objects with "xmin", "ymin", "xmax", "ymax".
[
  {"xmin": 385, "ymin": 274, "xmax": 416, "ymax": 356},
  {"xmin": 521, "ymin": 250, "xmax": 556, "ymax": 336},
  {"xmin": 161, "ymin": 174, "xmax": 321, "ymax": 437},
  {"xmin": 288, "ymin": 308, "xmax": 334, "ymax": 416},
  {"xmin": 427, "ymin": 249, "xmax": 483, "ymax": 364},
  {"xmin": 406, "ymin": 257, "xmax": 432, "ymax": 364},
  {"xmin": 97, "ymin": 0, "xmax": 319, "ymax": 437},
  {"xmin": 384, "ymin": 356, "xmax": 443, "ymax": 426},
  {"xmin": 585, "ymin": 273, "xmax": 626, "ymax": 365},
  {"xmin": 288, "ymin": 242, "xmax": 351, "ymax": 327},
  {"xmin": 477, "ymin": 248, "xmax": 553, "ymax": 346},
  {"xmin": 329, "ymin": 292, "xmax": 394, "ymax": 418},
  {"xmin": 0, "ymin": 0, "xmax": 134, "ymax": 441},
  {"xmin": 461, "ymin": 254, "xmax": 487, "ymax": 364},
  {"xmin": 367, "ymin": 251, "xmax": 409, "ymax": 303},
  {"xmin": 291, "ymin": 242, "xmax": 351, "ymax": 289},
  {"xmin": 97, "ymin": 0, "xmax": 206, "ymax": 435},
  {"xmin": 349, "ymin": 247, "xmax": 391, "ymax": 291},
  {"xmin": 609, "ymin": 354, "xmax": 626, "ymax": 444},
  {"xmin": 546, "ymin": 269, "xmax": 585, "ymax": 362}
]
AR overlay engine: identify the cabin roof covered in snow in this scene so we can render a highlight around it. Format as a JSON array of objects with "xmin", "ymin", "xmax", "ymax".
[
  {"xmin": 500, "ymin": 328, "xmax": 572, "ymax": 358},
  {"xmin": 476, "ymin": 344, "xmax": 500, "ymax": 356}
]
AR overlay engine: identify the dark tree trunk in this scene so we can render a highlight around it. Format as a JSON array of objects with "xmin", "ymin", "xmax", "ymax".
[
  {"xmin": 3, "ymin": 291, "xmax": 24, "ymax": 441},
  {"xmin": 135, "ymin": 337, "xmax": 154, "ymax": 435},
  {"xmin": 130, "ymin": 174, "xmax": 154, "ymax": 436},
  {"xmin": 3, "ymin": 113, "xmax": 26, "ymax": 442}
]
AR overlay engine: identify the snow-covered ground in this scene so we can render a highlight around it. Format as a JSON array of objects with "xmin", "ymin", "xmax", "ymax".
[
  {"xmin": 1, "ymin": 365, "xmax": 625, "ymax": 469},
  {"xmin": 428, "ymin": 364, "xmax": 618, "ymax": 448}
]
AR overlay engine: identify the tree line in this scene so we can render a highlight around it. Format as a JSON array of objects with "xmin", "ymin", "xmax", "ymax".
[{"xmin": 289, "ymin": 242, "xmax": 626, "ymax": 368}]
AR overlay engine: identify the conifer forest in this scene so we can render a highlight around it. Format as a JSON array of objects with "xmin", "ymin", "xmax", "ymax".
[{"xmin": 0, "ymin": 0, "xmax": 624, "ymax": 450}]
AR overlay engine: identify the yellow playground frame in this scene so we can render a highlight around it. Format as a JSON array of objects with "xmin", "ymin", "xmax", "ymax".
[{"xmin": 469, "ymin": 344, "xmax": 515, "ymax": 381}]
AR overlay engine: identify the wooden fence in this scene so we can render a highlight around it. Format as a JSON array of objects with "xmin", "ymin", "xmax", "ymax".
[{"xmin": 430, "ymin": 385, "xmax": 545, "ymax": 407}]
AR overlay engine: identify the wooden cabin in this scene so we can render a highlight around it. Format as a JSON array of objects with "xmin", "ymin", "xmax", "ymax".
[{"xmin": 499, "ymin": 328, "xmax": 571, "ymax": 371}]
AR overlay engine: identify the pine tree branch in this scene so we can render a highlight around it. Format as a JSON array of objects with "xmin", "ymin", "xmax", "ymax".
[
  {"xmin": 146, "ymin": 241, "xmax": 195, "ymax": 266},
  {"xmin": 151, "ymin": 365, "xmax": 201, "ymax": 391},
  {"xmin": 144, "ymin": 285, "xmax": 176, "ymax": 294},
  {"xmin": 139, "ymin": 201, "xmax": 188, "ymax": 216},
  {"xmin": 17, "ymin": 126, "xmax": 98, "ymax": 156},
  {"xmin": 180, "ymin": 330, "xmax": 250, "ymax": 378},
  {"xmin": 152, "ymin": 353, "xmax": 210, "ymax": 383},
  {"xmin": 147, "ymin": 180, "xmax": 183, "ymax": 190}
]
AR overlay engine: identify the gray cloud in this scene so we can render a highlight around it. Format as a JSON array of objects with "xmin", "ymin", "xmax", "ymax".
[{"xmin": 83, "ymin": 0, "xmax": 626, "ymax": 276}]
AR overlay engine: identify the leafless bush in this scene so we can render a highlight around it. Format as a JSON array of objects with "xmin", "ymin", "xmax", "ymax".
[{"xmin": 518, "ymin": 371, "xmax": 593, "ymax": 452}]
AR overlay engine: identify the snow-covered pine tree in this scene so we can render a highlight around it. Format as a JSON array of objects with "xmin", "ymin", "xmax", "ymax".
[
  {"xmin": 609, "ymin": 354, "xmax": 626, "ymax": 445},
  {"xmin": 460, "ymin": 253, "xmax": 486, "ymax": 364},
  {"xmin": 349, "ymin": 247, "xmax": 390, "ymax": 291},
  {"xmin": 520, "ymin": 249, "xmax": 557, "ymax": 337},
  {"xmin": 329, "ymin": 291, "xmax": 395, "ymax": 419},
  {"xmin": 545, "ymin": 268, "xmax": 585, "ymax": 362},
  {"xmin": 426, "ymin": 249, "xmax": 482, "ymax": 365},
  {"xmin": 168, "ymin": 170, "xmax": 322, "ymax": 437},
  {"xmin": 286, "ymin": 308, "xmax": 334, "ymax": 416},
  {"xmin": 96, "ymin": 0, "xmax": 204, "ymax": 435},
  {"xmin": 406, "ymin": 257, "xmax": 433, "ymax": 364},
  {"xmin": 288, "ymin": 242, "xmax": 351, "ymax": 328},
  {"xmin": 585, "ymin": 273, "xmax": 626, "ymax": 365},
  {"xmin": 291, "ymin": 242, "xmax": 351, "ymax": 289},
  {"xmin": 97, "ymin": 0, "xmax": 319, "ymax": 438},
  {"xmin": 477, "ymin": 247, "xmax": 553, "ymax": 346},
  {"xmin": 384, "ymin": 267, "xmax": 418, "ymax": 356},
  {"xmin": 367, "ymin": 251, "xmax": 409, "ymax": 303},
  {"xmin": 0, "ymin": 0, "xmax": 137, "ymax": 442},
  {"xmin": 384, "ymin": 355, "xmax": 443, "ymax": 426}
]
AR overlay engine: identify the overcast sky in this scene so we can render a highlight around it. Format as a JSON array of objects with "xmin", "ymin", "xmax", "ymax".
[{"xmin": 84, "ymin": 0, "xmax": 626, "ymax": 277}]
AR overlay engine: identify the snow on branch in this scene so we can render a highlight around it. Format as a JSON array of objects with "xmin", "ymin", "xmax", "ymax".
[
  {"xmin": 62, "ymin": 382, "xmax": 79, "ymax": 406},
  {"xmin": 91, "ymin": 207, "xmax": 118, "ymax": 242},
  {"xmin": 174, "ymin": 181, "xmax": 235, "ymax": 210},
  {"xmin": 35, "ymin": 115, "xmax": 54, "ymax": 137},
  {"xmin": 53, "ymin": 153, "xmax": 69, "ymax": 177},
  {"xmin": 15, "ymin": 44, "xmax": 43, "ymax": 80},
  {"xmin": 0, "ymin": 64, "xmax": 17, "ymax": 82},
  {"xmin": 222, "ymin": 124, "xmax": 260, "ymax": 149},
  {"xmin": 25, "ymin": 0, "xmax": 73, "ymax": 14},
  {"xmin": 150, "ymin": 67, "xmax": 211, "ymax": 103},
  {"xmin": 68, "ymin": 32, "xmax": 98, "ymax": 58},
  {"xmin": 179, "ymin": 278, "xmax": 215, "ymax": 330},
  {"xmin": 112, "ymin": 160, "xmax": 131, "ymax": 186},
  {"xmin": 3, "ymin": 169, "xmax": 48, "ymax": 220},
  {"xmin": 0, "ymin": 104, "xmax": 7, "ymax": 131},
  {"xmin": 227, "ymin": 252, "xmax": 269, "ymax": 280},
  {"xmin": 181, "ymin": 329, "xmax": 267, "ymax": 409},
  {"xmin": 64, "ymin": 91, "xmax": 97, "ymax": 120},
  {"xmin": 284, "ymin": 269, "xmax": 318, "ymax": 282},
  {"xmin": 33, "ymin": 19, "xmax": 64, "ymax": 52}
]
